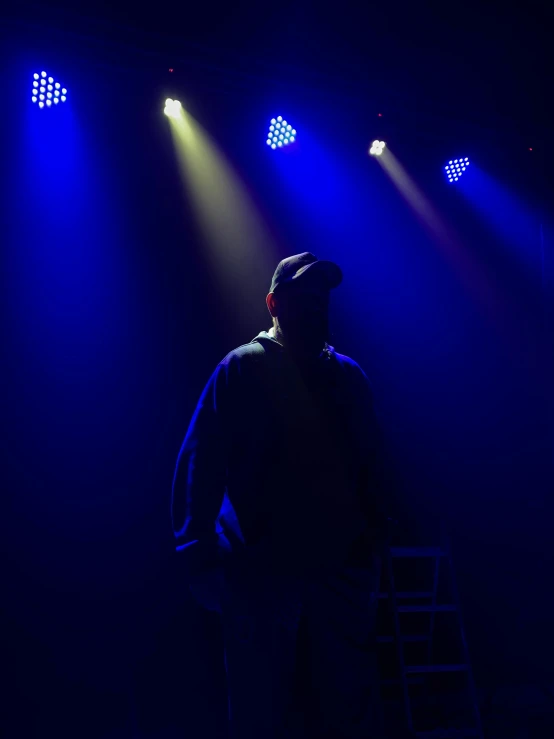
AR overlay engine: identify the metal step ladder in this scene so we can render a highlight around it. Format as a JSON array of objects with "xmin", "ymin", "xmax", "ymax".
[{"xmin": 378, "ymin": 540, "xmax": 484, "ymax": 738}]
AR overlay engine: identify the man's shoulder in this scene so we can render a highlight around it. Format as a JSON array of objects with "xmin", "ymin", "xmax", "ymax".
[
  {"xmin": 212, "ymin": 340, "xmax": 271, "ymax": 386},
  {"xmin": 213, "ymin": 340, "xmax": 371, "ymax": 390},
  {"xmin": 220, "ymin": 340, "xmax": 267, "ymax": 367},
  {"xmin": 218, "ymin": 343, "xmax": 368, "ymax": 373},
  {"xmin": 332, "ymin": 350, "xmax": 369, "ymax": 380}
]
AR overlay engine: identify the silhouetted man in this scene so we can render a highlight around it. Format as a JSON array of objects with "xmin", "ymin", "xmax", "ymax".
[{"xmin": 172, "ymin": 252, "xmax": 387, "ymax": 738}]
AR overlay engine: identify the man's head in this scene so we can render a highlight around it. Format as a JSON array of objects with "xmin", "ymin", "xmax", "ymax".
[{"xmin": 266, "ymin": 253, "xmax": 342, "ymax": 358}]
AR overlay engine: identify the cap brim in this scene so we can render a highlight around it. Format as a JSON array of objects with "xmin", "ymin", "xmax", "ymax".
[{"xmin": 292, "ymin": 260, "xmax": 343, "ymax": 291}]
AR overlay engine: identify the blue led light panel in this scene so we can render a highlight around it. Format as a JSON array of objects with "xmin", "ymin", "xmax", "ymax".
[
  {"xmin": 32, "ymin": 71, "xmax": 68, "ymax": 109},
  {"xmin": 266, "ymin": 115, "xmax": 297, "ymax": 149},
  {"xmin": 444, "ymin": 157, "xmax": 470, "ymax": 182}
]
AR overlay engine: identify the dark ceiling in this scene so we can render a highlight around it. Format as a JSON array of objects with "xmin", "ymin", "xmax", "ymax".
[{"xmin": 5, "ymin": 0, "xmax": 554, "ymax": 135}]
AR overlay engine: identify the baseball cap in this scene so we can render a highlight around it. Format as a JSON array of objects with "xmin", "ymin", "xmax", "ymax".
[{"xmin": 269, "ymin": 252, "xmax": 343, "ymax": 294}]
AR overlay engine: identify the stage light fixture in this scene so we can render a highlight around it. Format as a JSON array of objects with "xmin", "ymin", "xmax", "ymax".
[
  {"xmin": 32, "ymin": 71, "xmax": 68, "ymax": 108},
  {"xmin": 164, "ymin": 98, "xmax": 182, "ymax": 118},
  {"xmin": 444, "ymin": 157, "xmax": 470, "ymax": 183},
  {"xmin": 266, "ymin": 116, "xmax": 297, "ymax": 148},
  {"xmin": 369, "ymin": 140, "xmax": 386, "ymax": 156}
]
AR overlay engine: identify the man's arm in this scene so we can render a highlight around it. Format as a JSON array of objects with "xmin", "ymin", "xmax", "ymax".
[
  {"xmin": 171, "ymin": 361, "xmax": 231, "ymax": 577},
  {"xmin": 352, "ymin": 364, "xmax": 390, "ymax": 535}
]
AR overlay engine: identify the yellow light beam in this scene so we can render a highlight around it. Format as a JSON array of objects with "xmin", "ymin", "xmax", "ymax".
[{"xmin": 167, "ymin": 106, "xmax": 279, "ymax": 330}]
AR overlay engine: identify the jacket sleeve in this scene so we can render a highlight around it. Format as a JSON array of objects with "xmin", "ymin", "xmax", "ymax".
[
  {"xmin": 171, "ymin": 361, "xmax": 231, "ymax": 576},
  {"xmin": 353, "ymin": 365, "xmax": 390, "ymax": 536}
]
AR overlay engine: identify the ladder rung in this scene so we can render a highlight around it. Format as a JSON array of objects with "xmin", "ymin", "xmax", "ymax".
[
  {"xmin": 405, "ymin": 664, "xmax": 469, "ymax": 674},
  {"xmin": 378, "ymin": 591, "xmax": 435, "ymax": 599},
  {"xmin": 398, "ymin": 604, "xmax": 457, "ymax": 613},
  {"xmin": 390, "ymin": 547, "xmax": 446, "ymax": 558},
  {"xmin": 416, "ymin": 732, "xmax": 478, "ymax": 738}
]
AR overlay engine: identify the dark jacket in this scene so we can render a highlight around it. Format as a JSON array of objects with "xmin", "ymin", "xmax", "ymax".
[{"xmin": 171, "ymin": 331, "xmax": 386, "ymax": 580}]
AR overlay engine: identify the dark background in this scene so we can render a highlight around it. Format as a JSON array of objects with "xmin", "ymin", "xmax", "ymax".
[{"xmin": 1, "ymin": 2, "xmax": 554, "ymax": 737}]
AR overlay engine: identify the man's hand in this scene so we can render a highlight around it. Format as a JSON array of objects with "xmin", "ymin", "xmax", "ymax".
[
  {"xmin": 186, "ymin": 531, "xmax": 233, "ymax": 612},
  {"xmin": 189, "ymin": 566, "xmax": 226, "ymax": 612}
]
